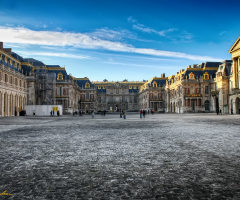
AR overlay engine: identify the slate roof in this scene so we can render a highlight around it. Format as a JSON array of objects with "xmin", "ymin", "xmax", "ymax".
[
  {"xmin": 23, "ymin": 58, "xmax": 45, "ymax": 66},
  {"xmin": 205, "ymin": 62, "xmax": 221, "ymax": 68},
  {"xmin": 11, "ymin": 52, "xmax": 24, "ymax": 62},
  {"xmin": 149, "ymin": 78, "xmax": 167, "ymax": 87},
  {"xmin": 75, "ymin": 79, "xmax": 94, "ymax": 88}
]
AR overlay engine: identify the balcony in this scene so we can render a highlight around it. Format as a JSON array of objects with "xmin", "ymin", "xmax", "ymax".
[
  {"xmin": 150, "ymin": 99, "xmax": 163, "ymax": 101},
  {"xmin": 56, "ymin": 95, "xmax": 68, "ymax": 98},
  {"xmin": 80, "ymin": 99, "xmax": 95, "ymax": 102},
  {"xmin": 184, "ymin": 94, "xmax": 202, "ymax": 98},
  {"xmin": 211, "ymin": 91, "xmax": 219, "ymax": 96}
]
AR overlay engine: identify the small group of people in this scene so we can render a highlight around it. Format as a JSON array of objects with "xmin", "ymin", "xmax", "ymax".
[
  {"xmin": 120, "ymin": 110, "xmax": 126, "ymax": 119},
  {"xmin": 101, "ymin": 110, "xmax": 106, "ymax": 116},
  {"xmin": 216, "ymin": 108, "xmax": 222, "ymax": 115},
  {"xmin": 140, "ymin": 109, "xmax": 146, "ymax": 118},
  {"xmin": 79, "ymin": 110, "xmax": 83, "ymax": 116},
  {"xmin": 50, "ymin": 110, "xmax": 60, "ymax": 117}
]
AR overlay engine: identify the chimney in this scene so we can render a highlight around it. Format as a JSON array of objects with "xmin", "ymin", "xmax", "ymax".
[
  {"xmin": 188, "ymin": 65, "xmax": 191, "ymax": 68},
  {"xmin": 162, "ymin": 73, "xmax": 165, "ymax": 78},
  {"xmin": 3, "ymin": 48, "xmax": 12, "ymax": 54},
  {"xmin": 193, "ymin": 64, "xmax": 197, "ymax": 68},
  {"xmin": 0, "ymin": 42, "xmax": 3, "ymax": 50}
]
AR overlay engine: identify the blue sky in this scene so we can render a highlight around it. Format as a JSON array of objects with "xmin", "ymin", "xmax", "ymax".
[{"xmin": 0, "ymin": 0, "xmax": 239, "ymax": 81}]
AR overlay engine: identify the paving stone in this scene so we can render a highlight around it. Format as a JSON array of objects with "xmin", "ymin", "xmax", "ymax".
[{"xmin": 0, "ymin": 114, "xmax": 240, "ymax": 199}]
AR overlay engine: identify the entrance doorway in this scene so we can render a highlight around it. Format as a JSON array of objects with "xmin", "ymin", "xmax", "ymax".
[
  {"xmin": 236, "ymin": 98, "xmax": 240, "ymax": 114},
  {"xmin": 191, "ymin": 99, "xmax": 195, "ymax": 112},
  {"xmin": 205, "ymin": 100, "xmax": 210, "ymax": 112},
  {"xmin": 154, "ymin": 102, "xmax": 157, "ymax": 112},
  {"xmin": 216, "ymin": 97, "xmax": 219, "ymax": 111}
]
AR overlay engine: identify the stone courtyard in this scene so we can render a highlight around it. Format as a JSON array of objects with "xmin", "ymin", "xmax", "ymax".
[{"xmin": 0, "ymin": 113, "xmax": 240, "ymax": 200}]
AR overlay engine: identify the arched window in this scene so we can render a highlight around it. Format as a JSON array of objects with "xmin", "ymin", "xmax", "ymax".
[
  {"xmin": 153, "ymin": 81, "xmax": 157, "ymax": 87},
  {"xmin": 189, "ymin": 72, "xmax": 195, "ymax": 80},
  {"xmin": 57, "ymin": 72, "xmax": 63, "ymax": 80},
  {"xmin": 85, "ymin": 82, "xmax": 90, "ymax": 88},
  {"xmin": 204, "ymin": 72, "xmax": 209, "ymax": 80}
]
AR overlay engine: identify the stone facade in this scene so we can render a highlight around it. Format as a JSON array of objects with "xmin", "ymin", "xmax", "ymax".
[
  {"xmin": 229, "ymin": 36, "xmax": 240, "ymax": 114},
  {"xmin": 1, "ymin": 36, "xmax": 240, "ymax": 116}
]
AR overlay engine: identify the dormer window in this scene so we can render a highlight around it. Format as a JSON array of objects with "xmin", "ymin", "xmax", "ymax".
[
  {"xmin": 203, "ymin": 72, "xmax": 209, "ymax": 80},
  {"xmin": 189, "ymin": 72, "xmax": 195, "ymax": 80},
  {"xmin": 57, "ymin": 72, "xmax": 63, "ymax": 80},
  {"xmin": 153, "ymin": 81, "xmax": 157, "ymax": 87},
  {"xmin": 85, "ymin": 82, "xmax": 90, "ymax": 88}
]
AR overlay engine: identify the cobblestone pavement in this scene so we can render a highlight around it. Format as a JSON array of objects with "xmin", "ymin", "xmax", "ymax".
[{"xmin": 0, "ymin": 113, "xmax": 240, "ymax": 200}]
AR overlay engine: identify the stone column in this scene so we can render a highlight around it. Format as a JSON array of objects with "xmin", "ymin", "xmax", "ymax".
[{"xmin": 233, "ymin": 58, "xmax": 238, "ymax": 89}]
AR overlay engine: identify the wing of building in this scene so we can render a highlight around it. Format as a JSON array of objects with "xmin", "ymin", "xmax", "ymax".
[{"xmin": 0, "ymin": 37, "xmax": 239, "ymax": 116}]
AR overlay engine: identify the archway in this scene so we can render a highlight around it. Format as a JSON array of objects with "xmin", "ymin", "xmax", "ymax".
[
  {"xmin": 236, "ymin": 97, "xmax": 240, "ymax": 114},
  {"xmin": 170, "ymin": 102, "xmax": 172, "ymax": 113},
  {"xmin": 215, "ymin": 97, "xmax": 219, "ymax": 111},
  {"xmin": 173, "ymin": 102, "xmax": 175, "ymax": 113}
]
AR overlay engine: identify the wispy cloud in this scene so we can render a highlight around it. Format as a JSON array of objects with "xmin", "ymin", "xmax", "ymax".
[
  {"xmin": 133, "ymin": 24, "xmax": 176, "ymax": 36},
  {"xmin": 17, "ymin": 51, "xmax": 94, "ymax": 60},
  {"xmin": 219, "ymin": 31, "xmax": 226, "ymax": 36},
  {"xmin": 0, "ymin": 26, "xmax": 222, "ymax": 61},
  {"xmin": 128, "ymin": 17, "xmax": 194, "ymax": 43},
  {"xmin": 129, "ymin": 16, "xmax": 176, "ymax": 36},
  {"xmin": 89, "ymin": 27, "xmax": 156, "ymax": 43},
  {"xmin": 105, "ymin": 61, "xmax": 166, "ymax": 69}
]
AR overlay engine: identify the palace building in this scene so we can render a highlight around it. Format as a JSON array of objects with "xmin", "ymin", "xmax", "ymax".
[{"xmin": 0, "ymin": 37, "xmax": 240, "ymax": 116}]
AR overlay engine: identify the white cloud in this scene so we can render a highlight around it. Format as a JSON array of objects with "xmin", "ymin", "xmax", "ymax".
[
  {"xmin": 0, "ymin": 26, "xmax": 222, "ymax": 61},
  {"xmin": 17, "ymin": 51, "xmax": 94, "ymax": 60}
]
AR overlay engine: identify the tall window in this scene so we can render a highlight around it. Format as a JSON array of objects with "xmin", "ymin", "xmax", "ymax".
[
  {"xmin": 57, "ymin": 87, "xmax": 62, "ymax": 95},
  {"xmin": 129, "ymin": 96, "xmax": 132, "ymax": 102},
  {"xmin": 86, "ymin": 93, "xmax": 89, "ymax": 99},
  {"xmin": 190, "ymin": 86, "xmax": 194, "ymax": 94},
  {"xmin": 205, "ymin": 86, "xmax": 209, "ymax": 94},
  {"xmin": 5, "ymin": 74, "xmax": 7, "ymax": 82},
  {"xmin": 15, "ymin": 78, "xmax": 18, "ymax": 86}
]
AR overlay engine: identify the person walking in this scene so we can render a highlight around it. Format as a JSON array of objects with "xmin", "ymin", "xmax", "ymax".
[
  {"xmin": 143, "ymin": 110, "xmax": 145, "ymax": 118},
  {"xmin": 216, "ymin": 108, "xmax": 219, "ymax": 115},
  {"xmin": 50, "ymin": 110, "xmax": 52, "ymax": 117},
  {"xmin": 148, "ymin": 110, "xmax": 149, "ymax": 115},
  {"xmin": 140, "ymin": 109, "xmax": 142, "ymax": 119},
  {"xmin": 57, "ymin": 110, "xmax": 59, "ymax": 117}
]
